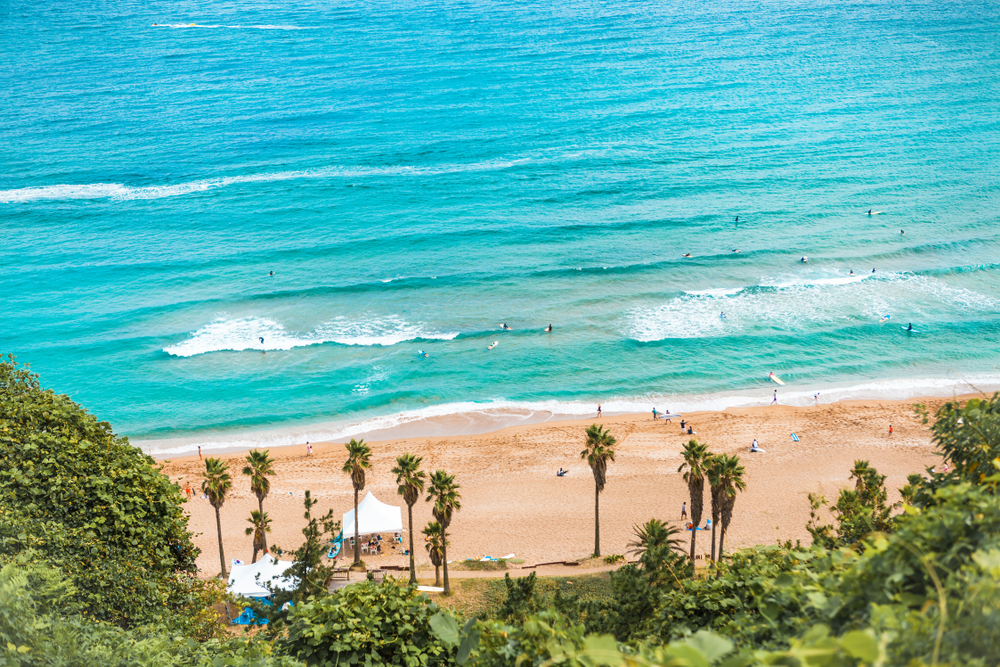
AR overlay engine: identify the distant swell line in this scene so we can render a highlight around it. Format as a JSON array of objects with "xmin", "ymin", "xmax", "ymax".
[{"xmin": 0, "ymin": 159, "xmax": 529, "ymax": 203}]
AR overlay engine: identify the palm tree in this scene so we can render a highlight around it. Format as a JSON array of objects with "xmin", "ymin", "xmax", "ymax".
[
  {"xmin": 342, "ymin": 438, "xmax": 372, "ymax": 566},
  {"xmin": 705, "ymin": 455, "xmax": 724, "ymax": 562},
  {"xmin": 626, "ymin": 518, "xmax": 687, "ymax": 585},
  {"xmin": 709, "ymin": 454, "xmax": 747, "ymax": 561},
  {"xmin": 678, "ymin": 439, "xmax": 710, "ymax": 566},
  {"xmin": 392, "ymin": 453, "xmax": 426, "ymax": 585},
  {"xmin": 423, "ymin": 521, "xmax": 446, "ymax": 587},
  {"xmin": 426, "ymin": 470, "xmax": 461, "ymax": 594},
  {"xmin": 242, "ymin": 449, "xmax": 276, "ymax": 553},
  {"xmin": 851, "ymin": 460, "xmax": 873, "ymax": 492},
  {"xmin": 245, "ymin": 510, "xmax": 272, "ymax": 563},
  {"xmin": 581, "ymin": 424, "xmax": 616, "ymax": 557},
  {"xmin": 201, "ymin": 457, "xmax": 233, "ymax": 578}
]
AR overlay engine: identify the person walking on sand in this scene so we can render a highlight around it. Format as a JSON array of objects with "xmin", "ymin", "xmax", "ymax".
[
  {"xmin": 597, "ymin": 404, "xmax": 602, "ymax": 418},
  {"xmin": 681, "ymin": 502, "xmax": 687, "ymax": 520},
  {"xmin": 772, "ymin": 390, "xmax": 778, "ymax": 405},
  {"xmin": 652, "ymin": 407, "xmax": 658, "ymax": 420},
  {"xmin": 198, "ymin": 445, "xmax": 202, "ymax": 460},
  {"xmin": 889, "ymin": 424, "xmax": 893, "ymax": 436}
]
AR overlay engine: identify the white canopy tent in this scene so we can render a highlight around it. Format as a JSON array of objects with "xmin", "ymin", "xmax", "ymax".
[
  {"xmin": 342, "ymin": 491, "xmax": 404, "ymax": 539},
  {"xmin": 227, "ymin": 554, "xmax": 296, "ymax": 598}
]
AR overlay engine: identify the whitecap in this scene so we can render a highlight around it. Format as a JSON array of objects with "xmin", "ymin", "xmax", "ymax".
[
  {"xmin": 626, "ymin": 273, "xmax": 999, "ymax": 341},
  {"xmin": 163, "ymin": 315, "xmax": 458, "ymax": 357},
  {"xmin": 0, "ymin": 158, "xmax": 528, "ymax": 204}
]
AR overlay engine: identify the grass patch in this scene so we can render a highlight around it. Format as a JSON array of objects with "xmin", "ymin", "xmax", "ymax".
[
  {"xmin": 452, "ymin": 559, "xmax": 508, "ymax": 572},
  {"xmin": 436, "ymin": 572, "xmax": 614, "ymax": 619}
]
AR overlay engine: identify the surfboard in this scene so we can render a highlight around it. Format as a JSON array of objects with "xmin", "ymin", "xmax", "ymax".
[
  {"xmin": 488, "ymin": 341, "xmax": 498, "ymax": 350},
  {"xmin": 769, "ymin": 374, "xmax": 785, "ymax": 385},
  {"xmin": 900, "ymin": 326, "xmax": 920, "ymax": 333}
]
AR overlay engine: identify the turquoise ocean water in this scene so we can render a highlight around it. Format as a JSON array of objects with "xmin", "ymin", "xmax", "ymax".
[{"xmin": 2, "ymin": 0, "xmax": 999, "ymax": 454}]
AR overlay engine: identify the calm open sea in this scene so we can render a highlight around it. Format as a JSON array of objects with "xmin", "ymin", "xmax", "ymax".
[{"xmin": 2, "ymin": 0, "xmax": 999, "ymax": 454}]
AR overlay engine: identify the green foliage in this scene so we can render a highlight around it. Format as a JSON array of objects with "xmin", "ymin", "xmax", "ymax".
[
  {"xmin": 0, "ymin": 356, "xmax": 210, "ymax": 630},
  {"xmin": 807, "ymin": 460, "xmax": 896, "ymax": 549},
  {"xmin": 246, "ymin": 509, "xmax": 273, "ymax": 564},
  {"xmin": 603, "ymin": 554, "xmax": 625, "ymax": 565},
  {"xmin": 497, "ymin": 572, "xmax": 539, "ymax": 623},
  {"xmin": 913, "ymin": 394, "xmax": 1000, "ymax": 504},
  {"xmin": 0, "ymin": 563, "xmax": 301, "ymax": 667},
  {"xmin": 280, "ymin": 581, "xmax": 454, "ymax": 667}
]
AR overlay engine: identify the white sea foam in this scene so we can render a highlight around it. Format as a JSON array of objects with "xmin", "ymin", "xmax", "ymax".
[
  {"xmin": 0, "ymin": 159, "xmax": 527, "ymax": 204},
  {"xmin": 153, "ymin": 23, "xmax": 313, "ymax": 30},
  {"xmin": 136, "ymin": 374, "xmax": 1000, "ymax": 455},
  {"xmin": 627, "ymin": 273, "xmax": 999, "ymax": 341},
  {"xmin": 163, "ymin": 315, "xmax": 458, "ymax": 357}
]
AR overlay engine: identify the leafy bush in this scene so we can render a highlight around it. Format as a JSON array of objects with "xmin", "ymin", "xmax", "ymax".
[
  {"xmin": 280, "ymin": 580, "xmax": 455, "ymax": 667},
  {"xmin": 0, "ymin": 356, "xmax": 214, "ymax": 631},
  {"xmin": 602, "ymin": 554, "xmax": 625, "ymax": 565},
  {"xmin": 0, "ymin": 563, "xmax": 302, "ymax": 667}
]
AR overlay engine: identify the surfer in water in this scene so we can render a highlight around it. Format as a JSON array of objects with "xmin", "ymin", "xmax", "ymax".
[
  {"xmin": 735, "ymin": 216, "xmax": 739, "ymax": 222},
  {"xmin": 868, "ymin": 209, "xmax": 872, "ymax": 215},
  {"xmin": 720, "ymin": 311, "xmax": 725, "ymax": 319},
  {"xmin": 872, "ymin": 268, "xmax": 876, "ymax": 273},
  {"xmin": 849, "ymin": 270, "xmax": 854, "ymax": 275},
  {"xmin": 900, "ymin": 229, "xmax": 905, "ymax": 235},
  {"xmin": 801, "ymin": 256, "xmax": 808, "ymax": 263},
  {"xmin": 259, "ymin": 337, "xmax": 264, "ymax": 344},
  {"xmin": 544, "ymin": 324, "xmax": 553, "ymax": 332},
  {"xmin": 907, "ymin": 323, "xmax": 913, "ymax": 331},
  {"xmin": 501, "ymin": 323, "xmax": 511, "ymax": 330},
  {"xmin": 269, "ymin": 271, "xmax": 274, "ymax": 276}
]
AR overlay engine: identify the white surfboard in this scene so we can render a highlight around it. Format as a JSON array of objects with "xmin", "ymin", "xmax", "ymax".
[
  {"xmin": 769, "ymin": 373, "xmax": 785, "ymax": 385},
  {"xmin": 488, "ymin": 341, "xmax": 498, "ymax": 350}
]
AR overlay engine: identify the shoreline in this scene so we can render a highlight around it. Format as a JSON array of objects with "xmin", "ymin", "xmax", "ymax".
[
  {"xmin": 162, "ymin": 393, "xmax": 976, "ymax": 575},
  {"xmin": 140, "ymin": 376, "xmax": 1000, "ymax": 458}
]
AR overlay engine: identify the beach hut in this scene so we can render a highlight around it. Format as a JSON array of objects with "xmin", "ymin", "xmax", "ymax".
[
  {"xmin": 342, "ymin": 491, "xmax": 404, "ymax": 539},
  {"xmin": 227, "ymin": 553, "xmax": 296, "ymax": 598}
]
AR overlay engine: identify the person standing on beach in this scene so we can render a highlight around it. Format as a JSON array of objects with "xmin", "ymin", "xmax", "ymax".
[
  {"xmin": 597, "ymin": 404, "xmax": 602, "ymax": 418},
  {"xmin": 681, "ymin": 502, "xmax": 687, "ymax": 520},
  {"xmin": 772, "ymin": 390, "xmax": 778, "ymax": 405},
  {"xmin": 652, "ymin": 407, "xmax": 658, "ymax": 420},
  {"xmin": 889, "ymin": 424, "xmax": 893, "ymax": 436},
  {"xmin": 814, "ymin": 392, "xmax": 820, "ymax": 405},
  {"xmin": 198, "ymin": 445, "xmax": 202, "ymax": 460}
]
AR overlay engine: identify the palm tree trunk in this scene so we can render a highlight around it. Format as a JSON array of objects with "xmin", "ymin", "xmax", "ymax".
[
  {"xmin": 442, "ymin": 531, "xmax": 450, "ymax": 594},
  {"xmin": 689, "ymin": 529, "xmax": 697, "ymax": 566},
  {"xmin": 434, "ymin": 565, "xmax": 441, "ymax": 587},
  {"xmin": 718, "ymin": 525, "xmax": 726, "ymax": 563},
  {"xmin": 594, "ymin": 485, "xmax": 601, "ymax": 557},
  {"xmin": 407, "ymin": 503, "xmax": 416, "ymax": 585},
  {"xmin": 710, "ymin": 521, "xmax": 717, "ymax": 561},
  {"xmin": 353, "ymin": 487, "xmax": 360, "ymax": 564},
  {"xmin": 252, "ymin": 546, "xmax": 260, "ymax": 563},
  {"xmin": 258, "ymin": 498, "xmax": 267, "ymax": 553},
  {"xmin": 215, "ymin": 506, "xmax": 227, "ymax": 579}
]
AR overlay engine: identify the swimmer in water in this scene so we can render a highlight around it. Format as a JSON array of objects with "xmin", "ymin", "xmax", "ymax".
[
  {"xmin": 801, "ymin": 256, "xmax": 808, "ymax": 263},
  {"xmin": 849, "ymin": 270, "xmax": 854, "ymax": 275},
  {"xmin": 259, "ymin": 337, "xmax": 264, "ymax": 344},
  {"xmin": 720, "ymin": 311, "xmax": 725, "ymax": 319},
  {"xmin": 544, "ymin": 324, "xmax": 552, "ymax": 332},
  {"xmin": 269, "ymin": 271, "xmax": 274, "ymax": 276},
  {"xmin": 900, "ymin": 229, "xmax": 905, "ymax": 235}
]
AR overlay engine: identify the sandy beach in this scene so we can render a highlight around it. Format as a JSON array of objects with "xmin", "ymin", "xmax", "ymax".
[{"xmin": 160, "ymin": 395, "xmax": 961, "ymax": 577}]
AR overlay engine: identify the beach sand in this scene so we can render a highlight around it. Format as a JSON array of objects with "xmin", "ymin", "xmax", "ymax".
[{"xmin": 160, "ymin": 395, "xmax": 959, "ymax": 577}]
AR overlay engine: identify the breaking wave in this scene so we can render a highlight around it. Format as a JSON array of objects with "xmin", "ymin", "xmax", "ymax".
[{"xmin": 163, "ymin": 315, "xmax": 458, "ymax": 357}]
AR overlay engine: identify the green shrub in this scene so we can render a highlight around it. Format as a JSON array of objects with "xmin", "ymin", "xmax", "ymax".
[
  {"xmin": 280, "ymin": 581, "xmax": 455, "ymax": 667},
  {"xmin": 0, "ymin": 356, "xmax": 214, "ymax": 631}
]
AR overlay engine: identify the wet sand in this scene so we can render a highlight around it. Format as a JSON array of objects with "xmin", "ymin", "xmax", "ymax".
[{"xmin": 160, "ymin": 395, "xmax": 961, "ymax": 576}]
